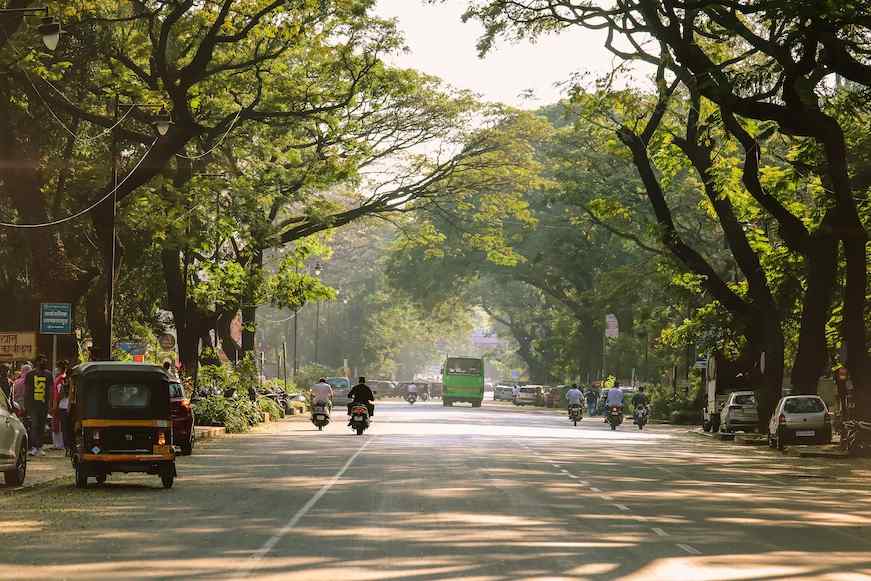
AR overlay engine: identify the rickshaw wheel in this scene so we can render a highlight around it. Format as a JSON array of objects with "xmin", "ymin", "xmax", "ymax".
[
  {"xmin": 161, "ymin": 474, "xmax": 174, "ymax": 489},
  {"xmin": 95, "ymin": 475, "xmax": 107, "ymax": 485},
  {"xmin": 74, "ymin": 462, "xmax": 88, "ymax": 489}
]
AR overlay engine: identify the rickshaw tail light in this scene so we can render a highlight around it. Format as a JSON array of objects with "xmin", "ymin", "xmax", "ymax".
[
  {"xmin": 157, "ymin": 431, "xmax": 166, "ymax": 446},
  {"xmin": 181, "ymin": 399, "xmax": 191, "ymax": 409}
]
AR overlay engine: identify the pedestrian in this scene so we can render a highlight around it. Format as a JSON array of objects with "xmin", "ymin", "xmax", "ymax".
[
  {"xmin": 0, "ymin": 363, "xmax": 11, "ymax": 400},
  {"xmin": 512, "ymin": 384, "xmax": 519, "ymax": 404},
  {"xmin": 25, "ymin": 356, "xmax": 53, "ymax": 456},
  {"xmin": 50, "ymin": 360, "xmax": 70, "ymax": 450},
  {"xmin": 58, "ymin": 374, "xmax": 73, "ymax": 455},
  {"xmin": 586, "ymin": 386, "xmax": 598, "ymax": 417},
  {"xmin": 12, "ymin": 363, "xmax": 32, "ymax": 410}
]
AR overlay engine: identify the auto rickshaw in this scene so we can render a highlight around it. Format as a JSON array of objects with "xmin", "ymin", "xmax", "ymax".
[{"xmin": 68, "ymin": 362, "xmax": 177, "ymax": 489}]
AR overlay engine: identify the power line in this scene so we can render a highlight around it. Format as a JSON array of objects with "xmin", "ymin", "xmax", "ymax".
[{"xmin": 0, "ymin": 137, "xmax": 159, "ymax": 229}]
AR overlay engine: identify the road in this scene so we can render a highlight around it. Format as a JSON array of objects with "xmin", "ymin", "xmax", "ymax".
[{"xmin": 1, "ymin": 401, "xmax": 870, "ymax": 580}]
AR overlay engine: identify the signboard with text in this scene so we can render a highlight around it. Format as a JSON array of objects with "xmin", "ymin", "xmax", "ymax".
[
  {"xmin": 39, "ymin": 303, "xmax": 72, "ymax": 335},
  {"xmin": 0, "ymin": 332, "xmax": 37, "ymax": 361},
  {"xmin": 605, "ymin": 314, "xmax": 619, "ymax": 339}
]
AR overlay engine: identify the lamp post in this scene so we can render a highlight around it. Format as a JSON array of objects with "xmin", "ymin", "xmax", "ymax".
[
  {"xmin": 313, "ymin": 262, "xmax": 322, "ymax": 364},
  {"xmin": 104, "ymin": 99, "xmax": 172, "ymax": 359},
  {"xmin": 0, "ymin": 7, "xmax": 63, "ymax": 51}
]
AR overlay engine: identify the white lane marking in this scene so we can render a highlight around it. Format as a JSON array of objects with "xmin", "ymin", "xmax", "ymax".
[
  {"xmin": 567, "ymin": 474, "xmax": 579, "ymax": 479},
  {"xmin": 235, "ymin": 438, "xmax": 373, "ymax": 577},
  {"xmin": 652, "ymin": 527, "xmax": 669, "ymax": 537},
  {"xmin": 560, "ymin": 469, "xmax": 570, "ymax": 474},
  {"xmin": 602, "ymin": 496, "xmax": 614, "ymax": 501},
  {"xmin": 614, "ymin": 504, "xmax": 630, "ymax": 511},
  {"xmin": 591, "ymin": 487, "xmax": 602, "ymax": 493},
  {"xmin": 677, "ymin": 543, "xmax": 701, "ymax": 555}
]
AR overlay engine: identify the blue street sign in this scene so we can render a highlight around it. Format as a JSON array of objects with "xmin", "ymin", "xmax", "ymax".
[{"xmin": 40, "ymin": 303, "xmax": 72, "ymax": 335}]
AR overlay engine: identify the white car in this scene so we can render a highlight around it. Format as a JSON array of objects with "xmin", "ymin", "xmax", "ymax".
[
  {"xmin": 494, "ymin": 385, "xmax": 514, "ymax": 401},
  {"xmin": 721, "ymin": 391, "xmax": 759, "ymax": 433},
  {"xmin": 514, "ymin": 385, "xmax": 542, "ymax": 406},
  {"xmin": 0, "ymin": 389, "xmax": 28, "ymax": 486},
  {"xmin": 327, "ymin": 377, "xmax": 352, "ymax": 406},
  {"xmin": 768, "ymin": 395, "xmax": 832, "ymax": 450}
]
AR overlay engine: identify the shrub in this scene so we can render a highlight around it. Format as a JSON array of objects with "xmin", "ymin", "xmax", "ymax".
[
  {"xmin": 193, "ymin": 394, "xmax": 263, "ymax": 433},
  {"xmin": 257, "ymin": 396, "xmax": 284, "ymax": 419}
]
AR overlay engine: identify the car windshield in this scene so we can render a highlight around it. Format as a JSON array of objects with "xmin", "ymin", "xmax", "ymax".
[
  {"xmin": 734, "ymin": 394, "xmax": 755, "ymax": 405},
  {"xmin": 784, "ymin": 398, "xmax": 826, "ymax": 413},
  {"xmin": 326, "ymin": 378, "xmax": 350, "ymax": 390},
  {"xmin": 445, "ymin": 358, "xmax": 482, "ymax": 375}
]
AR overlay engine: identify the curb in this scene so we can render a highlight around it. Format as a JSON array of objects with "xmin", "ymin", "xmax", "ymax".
[
  {"xmin": 194, "ymin": 426, "xmax": 227, "ymax": 440},
  {"xmin": 785, "ymin": 446, "xmax": 850, "ymax": 459}
]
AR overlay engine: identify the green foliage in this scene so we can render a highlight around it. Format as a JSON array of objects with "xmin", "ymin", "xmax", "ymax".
[
  {"xmin": 192, "ymin": 394, "xmax": 262, "ymax": 433},
  {"xmin": 257, "ymin": 397, "xmax": 285, "ymax": 420}
]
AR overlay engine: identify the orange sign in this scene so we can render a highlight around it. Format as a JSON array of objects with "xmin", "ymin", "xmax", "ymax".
[{"xmin": 0, "ymin": 332, "xmax": 37, "ymax": 361}]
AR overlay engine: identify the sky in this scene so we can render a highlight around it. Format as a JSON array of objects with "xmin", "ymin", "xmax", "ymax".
[{"xmin": 375, "ymin": 0, "xmax": 616, "ymax": 108}]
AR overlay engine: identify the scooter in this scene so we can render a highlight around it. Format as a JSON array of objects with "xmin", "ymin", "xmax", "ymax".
[
  {"xmin": 349, "ymin": 403, "xmax": 371, "ymax": 435},
  {"xmin": 607, "ymin": 406, "xmax": 624, "ymax": 431},
  {"xmin": 634, "ymin": 405, "xmax": 649, "ymax": 431},
  {"xmin": 311, "ymin": 401, "xmax": 331, "ymax": 431},
  {"xmin": 405, "ymin": 392, "xmax": 418, "ymax": 405},
  {"xmin": 568, "ymin": 404, "xmax": 583, "ymax": 426}
]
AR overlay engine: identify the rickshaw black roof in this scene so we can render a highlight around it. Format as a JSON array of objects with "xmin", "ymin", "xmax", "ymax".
[{"xmin": 71, "ymin": 361, "xmax": 169, "ymax": 379}]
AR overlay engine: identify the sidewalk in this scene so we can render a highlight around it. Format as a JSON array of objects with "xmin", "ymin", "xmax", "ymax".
[{"xmin": 2, "ymin": 416, "xmax": 305, "ymax": 492}]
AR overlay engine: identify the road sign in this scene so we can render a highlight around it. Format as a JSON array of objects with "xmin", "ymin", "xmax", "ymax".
[
  {"xmin": 0, "ymin": 332, "xmax": 37, "ymax": 361},
  {"xmin": 605, "ymin": 314, "xmax": 619, "ymax": 338},
  {"xmin": 39, "ymin": 303, "xmax": 72, "ymax": 334}
]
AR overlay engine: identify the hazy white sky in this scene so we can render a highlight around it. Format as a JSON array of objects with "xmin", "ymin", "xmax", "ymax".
[{"xmin": 375, "ymin": 0, "xmax": 616, "ymax": 108}]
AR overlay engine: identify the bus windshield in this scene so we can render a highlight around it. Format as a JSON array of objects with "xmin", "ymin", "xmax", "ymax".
[{"xmin": 445, "ymin": 358, "xmax": 483, "ymax": 375}]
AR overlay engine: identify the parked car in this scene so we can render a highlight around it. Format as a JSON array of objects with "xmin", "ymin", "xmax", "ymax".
[
  {"xmin": 514, "ymin": 385, "xmax": 542, "ymax": 406},
  {"xmin": 326, "ymin": 377, "xmax": 352, "ymax": 406},
  {"xmin": 0, "ymin": 389, "xmax": 27, "ymax": 486},
  {"xmin": 720, "ymin": 390, "xmax": 759, "ymax": 433},
  {"xmin": 368, "ymin": 380, "xmax": 396, "ymax": 399},
  {"xmin": 429, "ymin": 382, "xmax": 443, "ymax": 399},
  {"xmin": 768, "ymin": 395, "xmax": 832, "ymax": 450},
  {"xmin": 494, "ymin": 385, "xmax": 514, "ymax": 401},
  {"xmin": 169, "ymin": 381, "xmax": 195, "ymax": 455}
]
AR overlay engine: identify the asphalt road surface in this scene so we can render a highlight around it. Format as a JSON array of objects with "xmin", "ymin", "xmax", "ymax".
[{"xmin": 1, "ymin": 401, "xmax": 870, "ymax": 580}]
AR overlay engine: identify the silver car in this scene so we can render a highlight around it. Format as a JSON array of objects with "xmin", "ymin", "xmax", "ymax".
[
  {"xmin": 768, "ymin": 395, "xmax": 832, "ymax": 450},
  {"xmin": 0, "ymin": 389, "xmax": 28, "ymax": 486},
  {"xmin": 721, "ymin": 390, "xmax": 759, "ymax": 433},
  {"xmin": 327, "ymin": 377, "xmax": 352, "ymax": 406}
]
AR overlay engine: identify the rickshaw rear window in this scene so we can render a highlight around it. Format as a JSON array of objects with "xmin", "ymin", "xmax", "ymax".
[{"xmin": 107, "ymin": 384, "xmax": 151, "ymax": 409}]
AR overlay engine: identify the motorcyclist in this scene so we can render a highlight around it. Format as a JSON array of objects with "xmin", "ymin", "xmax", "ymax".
[
  {"xmin": 348, "ymin": 376, "xmax": 375, "ymax": 420},
  {"xmin": 406, "ymin": 383, "xmax": 418, "ymax": 400},
  {"xmin": 604, "ymin": 381, "xmax": 625, "ymax": 422},
  {"xmin": 311, "ymin": 378, "xmax": 333, "ymax": 410},
  {"xmin": 632, "ymin": 386, "xmax": 649, "ymax": 424},
  {"xmin": 585, "ymin": 386, "xmax": 598, "ymax": 417},
  {"xmin": 566, "ymin": 383, "xmax": 583, "ymax": 416}
]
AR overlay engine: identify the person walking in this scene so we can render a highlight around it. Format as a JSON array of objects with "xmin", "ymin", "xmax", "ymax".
[
  {"xmin": 0, "ymin": 363, "xmax": 11, "ymax": 400},
  {"xmin": 25, "ymin": 356, "xmax": 53, "ymax": 456},
  {"xmin": 50, "ymin": 360, "xmax": 69, "ymax": 450},
  {"xmin": 12, "ymin": 363, "xmax": 32, "ymax": 410},
  {"xmin": 585, "ymin": 386, "xmax": 598, "ymax": 417}
]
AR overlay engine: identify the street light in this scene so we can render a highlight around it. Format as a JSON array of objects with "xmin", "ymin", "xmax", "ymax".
[
  {"xmin": 0, "ymin": 8, "xmax": 63, "ymax": 51},
  {"xmin": 314, "ymin": 263, "xmax": 322, "ymax": 364},
  {"xmin": 103, "ymin": 99, "xmax": 173, "ymax": 360}
]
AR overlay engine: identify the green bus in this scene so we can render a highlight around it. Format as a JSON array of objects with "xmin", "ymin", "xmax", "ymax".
[{"xmin": 442, "ymin": 356, "xmax": 484, "ymax": 407}]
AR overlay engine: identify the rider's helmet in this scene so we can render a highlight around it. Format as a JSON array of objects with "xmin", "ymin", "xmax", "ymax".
[{"xmin": 358, "ymin": 376, "xmax": 366, "ymax": 384}]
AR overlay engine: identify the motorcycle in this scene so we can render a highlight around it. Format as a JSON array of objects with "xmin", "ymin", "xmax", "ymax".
[
  {"xmin": 349, "ymin": 403, "xmax": 371, "ymax": 435},
  {"xmin": 634, "ymin": 405, "xmax": 649, "ymax": 431},
  {"xmin": 405, "ymin": 392, "xmax": 418, "ymax": 405},
  {"xmin": 568, "ymin": 403, "xmax": 583, "ymax": 426},
  {"xmin": 311, "ymin": 401, "xmax": 331, "ymax": 431},
  {"xmin": 607, "ymin": 405, "xmax": 624, "ymax": 430},
  {"xmin": 843, "ymin": 420, "xmax": 871, "ymax": 456}
]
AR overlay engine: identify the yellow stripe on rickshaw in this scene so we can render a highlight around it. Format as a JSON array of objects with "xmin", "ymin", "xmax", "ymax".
[{"xmin": 81, "ymin": 419, "xmax": 170, "ymax": 428}]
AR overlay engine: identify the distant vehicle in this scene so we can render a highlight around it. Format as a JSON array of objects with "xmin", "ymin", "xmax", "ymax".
[
  {"xmin": 768, "ymin": 395, "xmax": 832, "ymax": 450},
  {"xmin": 514, "ymin": 385, "xmax": 542, "ymax": 406},
  {"xmin": 702, "ymin": 355, "xmax": 754, "ymax": 432},
  {"xmin": 607, "ymin": 405, "xmax": 624, "ymax": 430},
  {"xmin": 720, "ymin": 391, "xmax": 759, "ymax": 433},
  {"xmin": 568, "ymin": 403, "xmax": 583, "ymax": 426},
  {"xmin": 494, "ymin": 385, "xmax": 514, "ymax": 401},
  {"xmin": 169, "ymin": 381, "xmax": 194, "ymax": 455},
  {"xmin": 326, "ymin": 377, "xmax": 352, "ymax": 406},
  {"xmin": 0, "ymin": 388, "xmax": 27, "ymax": 486},
  {"xmin": 429, "ymin": 382, "xmax": 443, "ymax": 399},
  {"xmin": 368, "ymin": 380, "xmax": 395, "ymax": 398},
  {"xmin": 442, "ymin": 357, "xmax": 484, "ymax": 407},
  {"xmin": 398, "ymin": 382, "xmax": 429, "ymax": 399},
  {"xmin": 311, "ymin": 401, "xmax": 330, "ymax": 431}
]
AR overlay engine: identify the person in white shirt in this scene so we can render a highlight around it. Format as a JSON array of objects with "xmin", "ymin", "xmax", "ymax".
[
  {"xmin": 311, "ymin": 378, "xmax": 333, "ymax": 409},
  {"xmin": 604, "ymin": 381, "xmax": 625, "ymax": 422},
  {"xmin": 566, "ymin": 384, "xmax": 583, "ymax": 417},
  {"xmin": 566, "ymin": 384, "xmax": 583, "ymax": 406},
  {"xmin": 512, "ymin": 384, "xmax": 519, "ymax": 404}
]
